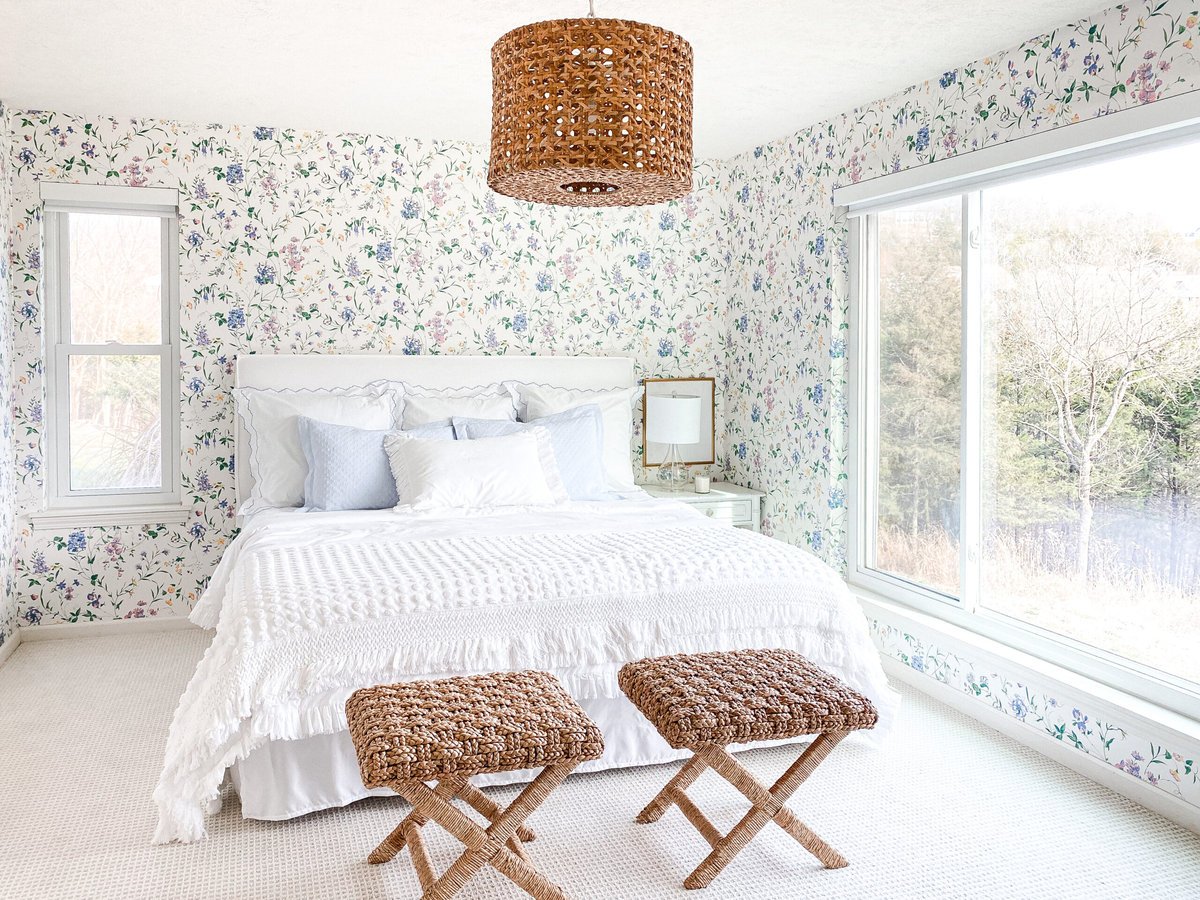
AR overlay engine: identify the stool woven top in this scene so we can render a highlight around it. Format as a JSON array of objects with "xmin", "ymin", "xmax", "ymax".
[
  {"xmin": 346, "ymin": 670, "xmax": 604, "ymax": 785},
  {"xmin": 618, "ymin": 648, "xmax": 878, "ymax": 750}
]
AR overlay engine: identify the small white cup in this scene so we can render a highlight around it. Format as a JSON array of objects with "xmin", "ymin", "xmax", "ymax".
[{"xmin": 694, "ymin": 475, "xmax": 711, "ymax": 494}]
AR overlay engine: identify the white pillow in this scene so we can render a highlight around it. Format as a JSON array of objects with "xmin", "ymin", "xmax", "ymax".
[
  {"xmin": 396, "ymin": 383, "xmax": 518, "ymax": 428},
  {"xmin": 515, "ymin": 384, "xmax": 639, "ymax": 492},
  {"xmin": 383, "ymin": 428, "xmax": 568, "ymax": 511},
  {"xmin": 236, "ymin": 386, "xmax": 395, "ymax": 513}
]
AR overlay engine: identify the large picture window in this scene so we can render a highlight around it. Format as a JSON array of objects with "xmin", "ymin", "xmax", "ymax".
[
  {"xmin": 41, "ymin": 184, "xmax": 182, "ymax": 520},
  {"xmin": 851, "ymin": 132, "xmax": 1200, "ymax": 711}
]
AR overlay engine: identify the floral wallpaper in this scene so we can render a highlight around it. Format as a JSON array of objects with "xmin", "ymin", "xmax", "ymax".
[
  {"xmin": 6, "ymin": 115, "xmax": 727, "ymax": 625},
  {"xmin": 719, "ymin": 0, "xmax": 1200, "ymax": 812},
  {"xmin": 3, "ymin": 0, "xmax": 1198, "ymax": 816},
  {"xmin": 0, "ymin": 101, "xmax": 16, "ymax": 651},
  {"xmin": 13, "ymin": 2, "xmax": 1197, "ymax": 627},
  {"xmin": 872, "ymin": 619, "xmax": 1200, "ymax": 810},
  {"xmin": 719, "ymin": 0, "xmax": 1200, "ymax": 566}
]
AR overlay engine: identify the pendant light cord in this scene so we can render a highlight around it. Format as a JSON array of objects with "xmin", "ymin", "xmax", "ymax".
[{"xmin": 587, "ymin": 0, "xmax": 595, "ymax": 16}]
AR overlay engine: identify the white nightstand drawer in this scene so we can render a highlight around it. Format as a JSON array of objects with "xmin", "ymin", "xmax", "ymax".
[
  {"xmin": 642, "ymin": 482, "xmax": 764, "ymax": 533},
  {"xmin": 692, "ymin": 498, "xmax": 753, "ymax": 525}
]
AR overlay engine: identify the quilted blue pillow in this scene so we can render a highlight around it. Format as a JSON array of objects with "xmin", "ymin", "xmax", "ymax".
[
  {"xmin": 298, "ymin": 417, "xmax": 454, "ymax": 511},
  {"xmin": 452, "ymin": 404, "xmax": 612, "ymax": 501}
]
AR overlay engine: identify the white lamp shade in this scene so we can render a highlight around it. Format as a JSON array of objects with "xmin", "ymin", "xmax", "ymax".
[{"xmin": 646, "ymin": 394, "xmax": 702, "ymax": 444}]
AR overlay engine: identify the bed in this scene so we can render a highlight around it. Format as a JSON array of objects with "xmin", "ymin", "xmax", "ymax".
[{"xmin": 153, "ymin": 354, "xmax": 898, "ymax": 843}]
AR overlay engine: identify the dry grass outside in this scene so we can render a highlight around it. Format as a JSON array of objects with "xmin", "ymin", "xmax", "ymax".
[
  {"xmin": 875, "ymin": 526, "xmax": 1200, "ymax": 684},
  {"xmin": 874, "ymin": 527, "xmax": 961, "ymax": 595}
]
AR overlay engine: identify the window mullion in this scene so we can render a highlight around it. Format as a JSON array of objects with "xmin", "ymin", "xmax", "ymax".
[
  {"xmin": 163, "ymin": 214, "xmax": 180, "ymax": 497},
  {"xmin": 48, "ymin": 213, "xmax": 72, "ymax": 505},
  {"xmin": 57, "ymin": 212, "xmax": 71, "ymax": 343},
  {"xmin": 858, "ymin": 214, "xmax": 881, "ymax": 578},
  {"xmin": 866, "ymin": 214, "xmax": 881, "ymax": 576},
  {"xmin": 61, "ymin": 343, "xmax": 168, "ymax": 354},
  {"xmin": 960, "ymin": 192, "xmax": 983, "ymax": 612}
]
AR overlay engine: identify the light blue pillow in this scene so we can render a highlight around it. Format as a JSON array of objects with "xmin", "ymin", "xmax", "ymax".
[
  {"xmin": 452, "ymin": 404, "xmax": 612, "ymax": 501},
  {"xmin": 298, "ymin": 417, "xmax": 454, "ymax": 511}
]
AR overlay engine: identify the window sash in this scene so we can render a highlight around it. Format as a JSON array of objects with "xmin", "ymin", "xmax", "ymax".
[
  {"xmin": 41, "ymin": 182, "xmax": 179, "ymax": 215},
  {"xmin": 847, "ymin": 182, "xmax": 1200, "ymax": 719},
  {"xmin": 43, "ymin": 208, "xmax": 180, "ymax": 510}
]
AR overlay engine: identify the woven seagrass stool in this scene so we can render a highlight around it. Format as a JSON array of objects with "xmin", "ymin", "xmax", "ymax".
[
  {"xmin": 346, "ymin": 670, "xmax": 604, "ymax": 900},
  {"xmin": 618, "ymin": 648, "xmax": 878, "ymax": 890}
]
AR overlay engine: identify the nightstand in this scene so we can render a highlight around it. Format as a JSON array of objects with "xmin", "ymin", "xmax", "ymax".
[{"xmin": 642, "ymin": 482, "xmax": 764, "ymax": 532}]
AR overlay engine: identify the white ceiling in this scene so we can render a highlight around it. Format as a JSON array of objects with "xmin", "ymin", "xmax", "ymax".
[{"xmin": 1, "ymin": 1, "xmax": 1107, "ymax": 160}]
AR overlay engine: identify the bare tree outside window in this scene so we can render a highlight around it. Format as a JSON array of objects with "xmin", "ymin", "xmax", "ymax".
[
  {"xmin": 871, "ymin": 141, "xmax": 1200, "ymax": 684},
  {"xmin": 989, "ymin": 223, "xmax": 1200, "ymax": 582}
]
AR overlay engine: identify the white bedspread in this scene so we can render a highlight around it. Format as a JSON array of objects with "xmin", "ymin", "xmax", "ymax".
[{"xmin": 154, "ymin": 499, "xmax": 898, "ymax": 843}]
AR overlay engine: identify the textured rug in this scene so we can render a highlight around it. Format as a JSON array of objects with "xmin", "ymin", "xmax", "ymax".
[{"xmin": 1, "ymin": 630, "xmax": 1197, "ymax": 899}]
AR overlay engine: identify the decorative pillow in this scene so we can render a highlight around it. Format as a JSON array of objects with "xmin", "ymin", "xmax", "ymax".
[
  {"xmin": 452, "ymin": 404, "xmax": 611, "ymax": 501},
  {"xmin": 383, "ymin": 428, "xmax": 568, "ymax": 511},
  {"xmin": 298, "ymin": 418, "xmax": 453, "ymax": 511},
  {"xmin": 235, "ymin": 386, "xmax": 395, "ymax": 513},
  {"xmin": 514, "ymin": 384, "xmax": 639, "ymax": 492},
  {"xmin": 396, "ymin": 383, "xmax": 519, "ymax": 428}
]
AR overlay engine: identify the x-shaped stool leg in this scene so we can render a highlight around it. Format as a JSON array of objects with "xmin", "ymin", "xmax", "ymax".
[
  {"xmin": 368, "ymin": 777, "xmax": 536, "ymax": 868},
  {"xmin": 637, "ymin": 731, "xmax": 849, "ymax": 890},
  {"xmin": 384, "ymin": 760, "xmax": 578, "ymax": 900}
]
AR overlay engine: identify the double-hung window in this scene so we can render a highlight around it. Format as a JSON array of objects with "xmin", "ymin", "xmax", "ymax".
[
  {"xmin": 39, "ymin": 183, "xmax": 184, "ymax": 524},
  {"xmin": 843, "ymin": 95, "xmax": 1200, "ymax": 717}
]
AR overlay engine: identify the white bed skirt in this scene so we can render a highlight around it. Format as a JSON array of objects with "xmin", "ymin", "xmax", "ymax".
[{"xmin": 230, "ymin": 691, "xmax": 698, "ymax": 821}]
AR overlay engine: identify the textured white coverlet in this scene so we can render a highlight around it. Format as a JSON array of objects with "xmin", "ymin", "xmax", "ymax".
[{"xmin": 155, "ymin": 500, "xmax": 898, "ymax": 843}]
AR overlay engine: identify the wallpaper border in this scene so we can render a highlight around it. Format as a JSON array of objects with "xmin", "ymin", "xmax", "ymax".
[{"xmin": 866, "ymin": 604, "xmax": 1200, "ymax": 814}]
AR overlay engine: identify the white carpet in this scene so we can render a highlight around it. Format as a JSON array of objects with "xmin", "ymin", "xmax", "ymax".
[{"xmin": 1, "ymin": 631, "xmax": 1198, "ymax": 900}]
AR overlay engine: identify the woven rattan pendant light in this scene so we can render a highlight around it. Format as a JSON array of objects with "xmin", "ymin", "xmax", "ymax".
[{"xmin": 488, "ymin": 1, "xmax": 693, "ymax": 207}]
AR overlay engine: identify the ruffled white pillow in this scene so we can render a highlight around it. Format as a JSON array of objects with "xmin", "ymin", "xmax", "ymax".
[{"xmin": 383, "ymin": 427, "xmax": 568, "ymax": 511}]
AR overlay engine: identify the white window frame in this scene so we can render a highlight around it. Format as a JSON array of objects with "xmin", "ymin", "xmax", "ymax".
[
  {"xmin": 35, "ymin": 183, "xmax": 186, "ymax": 528},
  {"xmin": 844, "ymin": 93, "xmax": 1200, "ymax": 721}
]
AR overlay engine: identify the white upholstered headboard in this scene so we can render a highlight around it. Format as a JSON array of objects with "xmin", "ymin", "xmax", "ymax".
[{"xmin": 233, "ymin": 353, "xmax": 636, "ymax": 507}]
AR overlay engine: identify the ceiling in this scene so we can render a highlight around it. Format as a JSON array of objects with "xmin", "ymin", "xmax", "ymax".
[{"xmin": 1, "ymin": 1, "xmax": 1108, "ymax": 160}]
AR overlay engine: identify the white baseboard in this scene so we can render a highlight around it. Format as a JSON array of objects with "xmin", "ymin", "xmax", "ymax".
[
  {"xmin": 0, "ymin": 628, "xmax": 21, "ymax": 667},
  {"xmin": 883, "ymin": 656, "xmax": 1200, "ymax": 834},
  {"xmin": 18, "ymin": 615, "xmax": 200, "ymax": 642}
]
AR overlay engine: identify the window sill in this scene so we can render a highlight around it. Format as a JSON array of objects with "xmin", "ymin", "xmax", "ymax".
[
  {"xmin": 26, "ymin": 503, "xmax": 191, "ymax": 531},
  {"xmin": 850, "ymin": 583, "xmax": 1200, "ymax": 745}
]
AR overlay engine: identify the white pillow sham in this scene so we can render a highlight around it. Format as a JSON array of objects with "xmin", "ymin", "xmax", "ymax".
[
  {"xmin": 392, "ymin": 382, "xmax": 519, "ymax": 428},
  {"xmin": 235, "ymin": 385, "xmax": 396, "ymax": 513},
  {"xmin": 514, "ymin": 383, "xmax": 639, "ymax": 492},
  {"xmin": 383, "ymin": 428, "xmax": 568, "ymax": 511}
]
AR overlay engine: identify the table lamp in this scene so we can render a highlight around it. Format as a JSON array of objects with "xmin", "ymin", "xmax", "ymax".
[{"xmin": 646, "ymin": 392, "xmax": 702, "ymax": 491}]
